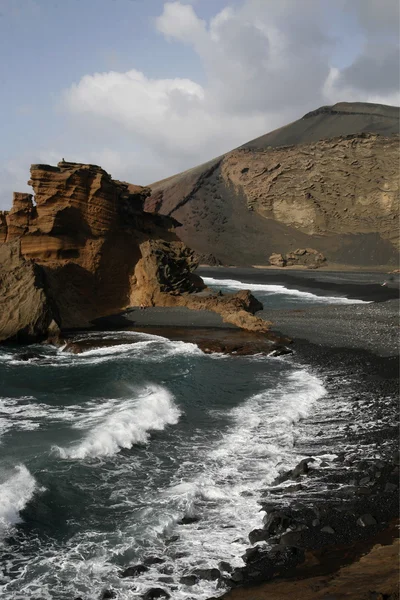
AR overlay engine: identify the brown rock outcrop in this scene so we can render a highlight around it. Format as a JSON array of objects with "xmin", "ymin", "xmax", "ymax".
[
  {"xmin": 0, "ymin": 161, "xmax": 269, "ymax": 342},
  {"xmin": 269, "ymin": 253, "xmax": 287, "ymax": 267},
  {"xmin": 0, "ymin": 241, "xmax": 60, "ymax": 343},
  {"xmin": 269, "ymin": 248, "xmax": 326, "ymax": 269}
]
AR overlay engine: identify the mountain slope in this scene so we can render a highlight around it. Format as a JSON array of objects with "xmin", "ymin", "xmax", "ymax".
[{"xmin": 146, "ymin": 102, "xmax": 399, "ymax": 267}]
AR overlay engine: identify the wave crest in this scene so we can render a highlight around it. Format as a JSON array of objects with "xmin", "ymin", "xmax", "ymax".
[
  {"xmin": 55, "ymin": 385, "xmax": 181, "ymax": 459},
  {"xmin": 0, "ymin": 465, "xmax": 40, "ymax": 534},
  {"xmin": 202, "ymin": 276, "xmax": 369, "ymax": 304}
]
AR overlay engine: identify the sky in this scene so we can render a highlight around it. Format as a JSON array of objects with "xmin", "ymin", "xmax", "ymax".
[{"xmin": 0, "ymin": 0, "xmax": 399, "ymax": 208}]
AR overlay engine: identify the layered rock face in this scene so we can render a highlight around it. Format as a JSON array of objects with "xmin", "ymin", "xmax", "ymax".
[
  {"xmin": 146, "ymin": 103, "xmax": 399, "ymax": 267},
  {"xmin": 0, "ymin": 241, "xmax": 60, "ymax": 343},
  {"xmin": 0, "ymin": 162, "xmax": 269, "ymax": 342}
]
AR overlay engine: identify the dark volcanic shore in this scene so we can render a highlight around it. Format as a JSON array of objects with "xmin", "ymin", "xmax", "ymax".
[
  {"xmin": 220, "ymin": 338, "xmax": 399, "ymax": 600},
  {"xmin": 213, "ymin": 273, "xmax": 399, "ymax": 600}
]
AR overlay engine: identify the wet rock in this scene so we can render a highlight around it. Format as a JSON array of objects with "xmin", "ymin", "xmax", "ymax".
[
  {"xmin": 144, "ymin": 556, "xmax": 165, "ymax": 566},
  {"xmin": 356, "ymin": 514, "xmax": 377, "ymax": 527},
  {"xmin": 321, "ymin": 526, "xmax": 335, "ymax": 534},
  {"xmin": 312, "ymin": 519, "xmax": 320, "ymax": 527},
  {"xmin": 384, "ymin": 482, "xmax": 397, "ymax": 492},
  {"xmin": 17, "ymin": 351, "xmax": 40, "ymax": 361},
  {"xmin": 291, "ymin": 458, "xmax": 315, "ymax": 478},
  {"xmin": 121, "ymin": 563, "xmax": 149, "ymax": 578},
  {"xmin": 230, "ymin": 569, "xmax": 244, "ymax": 583},
  {"xmin": 218, "ymin": 561, "xmax": 233, "ymax": 573},
  {"xmin": 158, "ymin": 577, "xmax": 174, "ymax": 584},
  {"xmin": 142, "ymin": 589, "xmax": 170, "ymax": 600},
  {"xmin": 279, "ymin": 531, "xmax": 302, "ymax": 546},
  {"xmin": 263, "ymin": 510, "xmax": 292, "ymax": 535},
  {"xmin": 359, "ymin": 476, "xmax": 371, "ymax": 485},
  {"xmin": 180, "ymin": 575, "xmax": 198, "ymax": 586},
  {"xmin": 249, "ymin": 528, "xmax": 269, "ymax": 544},
  {"xmin": 101, "ymin": 591, "xmax": 116, "ymax": 600},
  {"xmin": 192, "ymin": 567, "xmax": 221, "ymax": 581},
  {"xmin": 179, "ymin": 515, "xmax": 201, "ymax": 525}
]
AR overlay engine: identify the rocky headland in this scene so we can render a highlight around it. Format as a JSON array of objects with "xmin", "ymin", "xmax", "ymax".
[{"xmin": 0, "ymin": 162, "xmax": 272, "ymax": 344}]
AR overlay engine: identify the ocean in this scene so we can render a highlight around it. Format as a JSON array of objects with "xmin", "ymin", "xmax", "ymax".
[{"xmin": 0, "ymin": 276, "xmax": 372, "ymax": 600}]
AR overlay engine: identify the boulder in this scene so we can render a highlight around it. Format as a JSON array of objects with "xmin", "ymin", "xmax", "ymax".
[
  {"xmin": 285, "ymin": 248, "xmax": 326, "ymax": 269},
  {"xmin": 218, "ymin": 561, "xmax": 233, "ymax": 573},
  {"xmin": 269, "ymin": 253, "xmax": 286, "ymax": 267},
  {"xmin": 121, "ymin": 564, "xmax": 149, "ymax": 578},
  {"xmin": 100, "ymin": 591, "xmax": 116, "ymax": 599},
  {"xmin": 144, "ymin": 556, "xmax": 165, "ymax": 566},
  {"xmin": 263, "ymin": 510, "xmax": 293, "ymax": 535},
  {"xmin": 291, "ymin": 458, "xmax": 315, "ymax": 478},
  {"xmin": 180, "ymin": 575, "xmax": 198, "ymax": 586},
  {"xmin": 269, "ymin": 248, "xmax": 326, "ymax": 269},
  {"xmin": 249, "ymin": 528, "xmax": 269, "ymax": 544},
  {"xmin": 356, "ymin": 514, "xmax": 377, "ymax": 527}
]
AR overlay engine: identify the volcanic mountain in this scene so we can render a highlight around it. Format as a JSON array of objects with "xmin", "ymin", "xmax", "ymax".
[{"xmin": 146, "ymin": 102, "xmax": 399, "ymax": 267}]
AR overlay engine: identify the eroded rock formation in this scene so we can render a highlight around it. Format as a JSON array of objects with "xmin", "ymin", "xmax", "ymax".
[
  {"xmin": 269, "ymin": 248, "xmax": 326, "ymax": 269},
  {"xmin": 0, "ymin": 241, "xmax": 60, "ymax": 343},
  {"xmin": 0, "ymin": 161, "xmax": 269, "ymax": 342}
]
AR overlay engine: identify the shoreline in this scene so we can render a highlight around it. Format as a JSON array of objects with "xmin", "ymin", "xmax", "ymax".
[
  {"xmin": 198, "ymin": 266, "xmax": 400, "ymax": 302},
  {"xmin": 219, "ymin": 335, "xmax": 399, "ymax": 600}
]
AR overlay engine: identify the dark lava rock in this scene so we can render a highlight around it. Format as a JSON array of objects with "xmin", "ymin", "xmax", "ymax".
[
  {"xmin": 263, "ymin": 510, "xmax": 293, "ymax": 535},
  {"xmin": 180, "ymin": 575, "xmax": 198, "ymax": 586},
  {"xmin": 158, "ymin": 577, "xmax": 174, "ymax": 584},
  {"xmin": 279, "ymin": 531, "xmax": 302, "ymax": 546},
  {"xmin": 291, "ymin": 458, "xmax": 315, "ymax": 478},
  {"xmin": 179, "ymin": 515, "xmax": 201, "ymax": 525},
  {"xmin": 101, "ymin": 591, "xmax": 116, "ymax": 600},
  {"xmin": 17, "ymin": 351, "xmax": 40, "ymax": 361},
  {"xmin": 121, "ymin": 563, "xmax": 149, "ymax": 578},
  {"xmin": 218, "ymin": 560, "xmax": 233, "ymax": 573},
  {"xmin": 142, "ymin": 589, "xmax": 170, "ymax": 600},
  {"xmin": 356, "ymin": 514, "xmax": 377, "ymax": 527},
  {"xmin": 144, "ymin": 556, "xmax": 165, "ymax": 566},
  {"xmin": 321, "ymin": 526, "xmax": 335, "ymax": 534},
  {"xmin": 385, "ymin": 482, "xmax": 397, "ymax": 492},
  {"xmin": 192, "ymin": 567, "xmax": 221, "ymax": 581},
  {"xmin": 237, "ymin": 545, "xmax": 304, "ymax": 585},
  {"xmin": 249, "ymin": 528, "xmax": 269, "ymax": 544}
]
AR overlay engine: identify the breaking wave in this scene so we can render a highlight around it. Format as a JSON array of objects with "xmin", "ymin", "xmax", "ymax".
[
  {"xmin": 0, "ymin": 465, "xmax": 41, "ymax": 536},
  {"xmin": 202, "ymin": 276, "xmax": 370, "ymax": 304},
  {"xmin": 55, "ymin": 385, "xmax": 181, "ymax": 459}
]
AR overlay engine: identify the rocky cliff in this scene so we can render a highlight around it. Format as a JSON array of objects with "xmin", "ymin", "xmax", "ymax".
[
  {"xmin": 0, "ymin": 162, "xmax": 269, "ymax": 343},
  {"xmin": 146, "ymin": 102, "xmax": 399, "ymax": 267}
]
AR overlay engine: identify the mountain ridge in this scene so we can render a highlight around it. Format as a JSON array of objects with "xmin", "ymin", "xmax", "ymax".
[{"xmin": 146, "ymin": 102, "xmax": 399, "ymax": 267}]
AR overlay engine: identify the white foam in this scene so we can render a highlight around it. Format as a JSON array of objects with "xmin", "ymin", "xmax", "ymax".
[
  {"xmin": 202, "ymin": 276, "xmax": 370, "ymax": 304},
  {"xmin": 55, "ymin": 385, "xmax": 181, "ymax": 459},
  {"xmin": 0, "ymin": 465, "xmax": 42, "ymax": 535}
]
